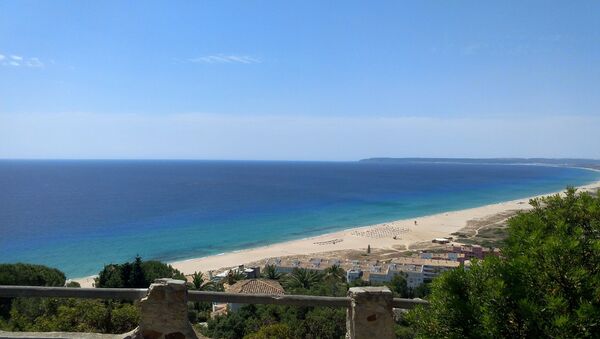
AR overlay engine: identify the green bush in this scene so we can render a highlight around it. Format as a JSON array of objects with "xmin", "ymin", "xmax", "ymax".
[
  {"xmin": 244, "ymin": 323, "xmax": 294, "ymax": 339},
  {"xmin": 0, "ymin": 263, "xmax": 66, "ymax": 287},
  {"xmin": 95, "ymin": 256, "xmax": 185, "ymax": 288},
  {"xmin": 409, "ymin": 188, "xmax": 600, "ymax": 338},
  {"xmin": 0, "ymin": 263, "xmax": 67, "ymax": 319},
  {"xmin": 0, "ymin": 260, "xmax": 148, "ymax": 333}
]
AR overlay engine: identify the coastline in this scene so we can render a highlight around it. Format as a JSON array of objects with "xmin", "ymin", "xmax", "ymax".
[{"xmin": 73, "ymin": 178, "xmax": 600, "ymax": 288}]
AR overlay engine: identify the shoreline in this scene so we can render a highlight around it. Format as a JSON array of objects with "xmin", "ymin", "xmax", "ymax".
[{"xmin": 73, "ymin": 178, "xmax": 600, "ymax": 287}]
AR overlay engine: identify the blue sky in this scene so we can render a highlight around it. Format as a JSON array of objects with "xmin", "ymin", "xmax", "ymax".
[{"xmin": 1, "ymin": 1, "xmax": 599, "ymax": 160}]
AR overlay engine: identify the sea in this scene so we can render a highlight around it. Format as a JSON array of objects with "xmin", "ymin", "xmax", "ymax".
[{"xmin": 0, "ymin": 160, "xmax": 598, "ymax": 278}]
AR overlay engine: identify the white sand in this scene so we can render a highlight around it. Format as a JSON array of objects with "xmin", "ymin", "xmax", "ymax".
[{"xmin": 74, "ymin": 180, "xmax": 600, "ymax": 287}]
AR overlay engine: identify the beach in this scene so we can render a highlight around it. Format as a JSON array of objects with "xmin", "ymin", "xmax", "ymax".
[
  {"xmin": 73, "ymin": 180, "xmax": 600, "ymax": 287},
  {"xmin": 6, "ymin": 160, "xmax": 597, "ymax": 279}
]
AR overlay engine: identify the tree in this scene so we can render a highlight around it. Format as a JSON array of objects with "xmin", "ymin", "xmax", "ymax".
[
  {"xmin": 324, "ymin": 264, "xmax": 345, "ymax": 282},
  {"xmin": 0, "ymin": 263, "xmax": 66, "ymax": 319},
  {"xmin": 95, "ymin": 257, "xmax": 185, "ymax": 288},
  {"xmin": 0, "ymin": 259, "xmax": 190, "ymax": 333},
  {"xmin": 205, "ymin": 306, "xmax": 255, "ymax": 338},
  {"xmin": 300, "ymin": 306, "xmax": 346, "ymax": 338},
  {"xmin": 385, "ymin": 273, "xmax": 409, "ymax": 298},
  {"xmin": 204, "ymin": 303, "xmax": 346, "ymax": 339},
  {"xmin": 141, "ymin": 260, "xmax": 185, "ymax": 283},
  {"xmin": 109, "ymin": 303, "xmax": 140, "ymax": 333},
  {"xmin": 0, "ymin": 263, "xmax": 65, "ymax": 287},
  {"xmin": 191, "ymin": 271, "xmax": 204, "ymax": 290},
  {"xmin": 119, "ymin": 262, "xmax": 132, "ymax": 288},
  {"xmin": 225, "ymin": 270, "xmax": 246, "ymax": 286},
  {"xmin": 202, "ymin": 265, "xmax": 350, "ymax": 338},
  {"xmin": 128, "ymin": 255, "xmax": 146, "ymax": 288},
  {"xmin": 409, "ymin": 188, "xmax": 600, "ymax": 338},
  {"xmin": 261, "ymin": 264, "xmax": 282, "ymax": 280},
  {"xmin": 412, "ymin": 282, "xmax": 431, "ymax": 299},
  {"xmin": 5, "ymin": 298, "xmax": 139, "ymax": 333},
  {"xmin": 284, "ymin": 268, "xmax": 323, "ymax": 291},
  {"xmin": 244, "ymin": 323, "xmax": 294, "ymax": 339},
  {"xmin": 66, "ymin": 281, "xmax": 81, "ymax": 288},
  {"xmin": 96, "ymin": 264, "xmax": 123, "ymax": 288},
  {"xmin": 191, "ymin": 271, "xmax": 215, "ymax": 292},
  {"xmin": 0, "ymin": 263, "xmax": 139, "ymax": 333}
]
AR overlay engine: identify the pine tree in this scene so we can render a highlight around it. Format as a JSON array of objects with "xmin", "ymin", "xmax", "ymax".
[{"xmin": 129, "ymin": 255, "xmax": 146, "ymax": 288}]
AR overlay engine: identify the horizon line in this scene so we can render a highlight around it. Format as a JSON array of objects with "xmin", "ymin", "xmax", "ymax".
[{"xmin": 1, "ymin": 157, "xmax": 599, "ymax": 162}]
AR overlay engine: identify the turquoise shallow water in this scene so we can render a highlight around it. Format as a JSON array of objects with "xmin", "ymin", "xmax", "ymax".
[{"xmin": 0, "ymin": 160, "xmax": 598, "ymax": 278}]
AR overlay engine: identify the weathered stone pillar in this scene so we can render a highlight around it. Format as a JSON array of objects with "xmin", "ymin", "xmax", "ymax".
[
  {"xmin": 346, "ymin": 286, "xmax": 395, "ymax": 339},
  {"xmin": 128, "ymin": 278, "xmax": 198, "ymax": 339}
]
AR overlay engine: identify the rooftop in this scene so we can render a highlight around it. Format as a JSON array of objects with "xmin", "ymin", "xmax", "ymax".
[
  {"xmin": 225, "ymin": 279, "xmax": 284, "ymax": 295},
  {"xmin": 391, "ymin": 257, "xmax": 462, "ymax": 268}
]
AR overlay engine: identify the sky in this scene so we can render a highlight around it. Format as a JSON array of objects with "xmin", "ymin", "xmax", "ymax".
[{"xmin": 1, "ymin": 1, "xmax": 599, "ymax": 160}]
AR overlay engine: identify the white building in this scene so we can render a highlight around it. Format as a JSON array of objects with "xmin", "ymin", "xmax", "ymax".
[
  {"xmin": 367, "ymin": 263, "xmax": 424, "ymax": 289},
  {"xmin": 346, "ymin": 268, "xmax": 363, "ymax": 283}
]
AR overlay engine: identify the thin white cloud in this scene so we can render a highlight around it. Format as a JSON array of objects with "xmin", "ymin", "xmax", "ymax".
[
  {"xmin": 188, "ymin": 54, "xmax": 261, "ymax": 64},
  {"xmin": 0, "ymin": 52, "xmax": 44, "ymax": 68},
  {"xmin": 25, "ymin": 57, "xmax": 44, "ymax": 67}
]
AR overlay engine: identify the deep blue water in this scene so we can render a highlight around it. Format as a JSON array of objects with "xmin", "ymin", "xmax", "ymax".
[{"xmin": 0, "ymin": 160, "xmax": 598, "ymax": 278}]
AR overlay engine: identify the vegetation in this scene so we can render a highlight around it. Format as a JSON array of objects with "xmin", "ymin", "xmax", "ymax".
[
  {"xmin": 204, "ymin": 300, "xmax": 347, "ymax": 339},
  {"xmin": 191, "ymin": 271, "xmax": 216, "ymax": 291},
  {"xmin": 95, "ymin": 255, "xmax": 185, "ymax": 288},
  {"xmin": 0, "ymin": 263, "xmax": 67, "ymax": 320},
  {"xmin": 0, "ymin": 263, "xmax": 66, "ymax": 287},
  {"xmin": 225, "ymin": 270, "xmax": 247, "ymax": 286},
  {"xmin": 3, "ymin": 188, "xmax": 596, "ymax": 338},
  {"xmin": 2, "ymin": 298, "xmax": 139, "ymax": 333},
  {"xmin": 0, "ymin": 252, "xmax": 425, "ymax": 337},
  {"xmin": 385, "ymin": 273, "xmax": 409, "ymax": 298},
  {"xmin": 244, "ymin": 323, "xmax": 294, "ymax": 339},
  {"xmin": 202, "ymin": 265, "xmax": 421, "ymax": 339},
  {"xmin": 409, "ymin": 188, "xmax": 600, "ymax": 338},
  {"xmin": 203, "ymin": 266, "xmax": 349, "ymax": 338},
  {"xmin": 284, "ymin": 268, "xmax": 323, "ymax": 291},
  {"xmin": 261, "ymin": 264, "xmax": 282, "ymax": 280},
  {"xmin": 323, "ymin": 264, "xmax": 345, "ymax": 282},
  {"xmin": 0, "ymin": 257, "xmax": 182, "ymax": 333},
  {"xmin": 449, "ymin": 209, "xmax": 516, "ymax": 248},
  {"xmin": 188, "ymin": 271, "xmax": 218, "ymax": 323}
]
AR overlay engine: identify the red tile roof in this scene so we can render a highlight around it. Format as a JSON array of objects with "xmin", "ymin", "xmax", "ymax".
[{"xmin": 226, "ymin": 279, "xmax": 284, "ymax": 295}]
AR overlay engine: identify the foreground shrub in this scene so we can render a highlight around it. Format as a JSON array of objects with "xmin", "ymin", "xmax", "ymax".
[{"xmin": 409, "ymin": 188, "xmax": 600, "ymax": 338}]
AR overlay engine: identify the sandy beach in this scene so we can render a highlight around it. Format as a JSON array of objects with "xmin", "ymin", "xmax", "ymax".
[{"xmin": 74, "ymin": 180, "xmax": 600, "ymax": 287}]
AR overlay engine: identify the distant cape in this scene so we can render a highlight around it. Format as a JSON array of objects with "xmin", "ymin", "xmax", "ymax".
[{"xmin": 358, "ymin": 158, "xmax": 600, "ymax": 170}]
